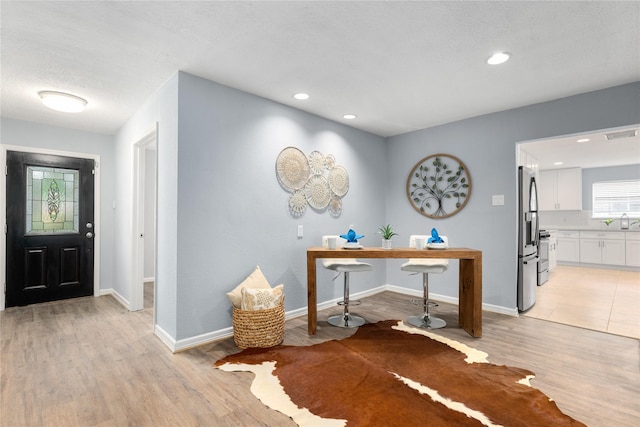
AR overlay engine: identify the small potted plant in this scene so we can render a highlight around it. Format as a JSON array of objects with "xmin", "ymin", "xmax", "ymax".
[
  {"xmin": 601, "ymin": 218, "xmax": 614, "ymax": 228},
  {"xmin": 378, "ymin": 224, "xmax": 398, "ymax": 249}
]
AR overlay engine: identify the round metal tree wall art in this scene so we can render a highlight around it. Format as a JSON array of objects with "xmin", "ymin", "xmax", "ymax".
[{"xmin": 406, "ymin": 154, "xmax": 471, "ymax": 218}]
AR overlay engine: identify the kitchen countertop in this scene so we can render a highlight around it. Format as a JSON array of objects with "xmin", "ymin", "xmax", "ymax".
[{"xmin": 541, "ymin": 226, "xmax": 640, "ymax": 232}]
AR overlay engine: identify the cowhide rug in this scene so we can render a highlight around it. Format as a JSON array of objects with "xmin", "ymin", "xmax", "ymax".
[{"xmin": 215, "ymin": 320, "xmax": 585, "ymax": 427}]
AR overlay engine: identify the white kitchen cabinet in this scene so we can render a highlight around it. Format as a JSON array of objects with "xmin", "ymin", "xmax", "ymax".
[
  {"xmin": 602, "ymin": 240, "xmax": 625, "ymax": 265},
  {"xmin": 518, "ymin": 148, "xmax": 539, "ymax": 172},
  {"xmin": 556, "ymin": 230, "xmax": 580, "ymax": 263},
  {"xmin": 539, "ymin": 168, "xmax": 582, "ymax": 211},
  {"xmin": 538, "ymin": 171, "xmax": 555, "ymax": 211},
  {"xmin": 579, "ymin": 231, "xmax": 625, "ymax": 266},
  {"xmin": 579, "ymin": 239, "xmax": 602, "ymax": 264},
  {"xmin": 626, "ymin": 233, "xmax": 640, "ymax": 267}
]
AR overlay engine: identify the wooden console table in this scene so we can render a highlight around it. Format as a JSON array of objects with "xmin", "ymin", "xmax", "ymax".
[{"xmin": 306, "ymin": 247, "xmax": 482, "ymax": 337}]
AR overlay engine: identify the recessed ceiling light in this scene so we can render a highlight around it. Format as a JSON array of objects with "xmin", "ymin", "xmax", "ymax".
[
  {"xmin": 576, "ymin": 138, "xmax": 590, "ymax": 143},
  {"xmin": 293, "ymin": 93, "xmax": 309, "ymax": 100},
  {"xmin": 554, "ymin": 162, "xmax": 564, "ymax": 166},
  {"xmin": 487, "ymin": 52, "xmax": 511, "ymax": 65},
  {"xmin": 39, "ymin": 91, "xmax": 87, "ymax": 113},
  {"xmin": 343, "ymin": 114, "xmax": 357, "ymax": 120}
]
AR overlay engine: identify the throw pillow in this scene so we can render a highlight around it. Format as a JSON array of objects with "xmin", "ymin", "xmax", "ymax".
[
  {"xmin": 226, "ymin": 266, "xmax": 272, "ymax": 308},
  {"xmin": 241, "ymin": 284, "xmax": 284, "ymax": 311}
]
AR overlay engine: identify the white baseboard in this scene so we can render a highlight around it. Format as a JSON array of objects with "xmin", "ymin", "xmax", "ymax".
[
  {"xmin": 174, "ymin": 326, "xmax": 233, "ymax": 353},
  {"xmin": 386, "ymin": 284, "xmax": 459, "ymax": 305},
  {"xmin": 385, "ymin": 284, "xmax": 518, "ymax": 316},
  {"xmin": 170, "ymin": 306, "xmax": 314, "ymax": 353},
  {"xmin": 283, "ymin": 306, "xmax": 308, "ymax": 320},
  {"xmin": 100, "ymin": 288, "xmax": 130, "ymax": 309},
  {"xmin": 483, "ymin": 302, "xmax": 518, "ymax": 316},
  {"xmin": 154, "ymin": 324, "xmax": 177, "ymax": 352},
  {"xmin": 317, "ymin": 285, "xmax": 388, "ymax": 311},
  {"xmin": 155, "ymin": 284, "xmax": 517, "ymax": 352}
]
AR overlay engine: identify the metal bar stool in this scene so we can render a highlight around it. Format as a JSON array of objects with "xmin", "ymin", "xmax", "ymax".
[
  {"xmin": 321, "ymin": 235, "xmax": 372, "ymax": 328},
  {"xmin": 401, "ymin": 235, "xmax": 448, "ymax": 329}
]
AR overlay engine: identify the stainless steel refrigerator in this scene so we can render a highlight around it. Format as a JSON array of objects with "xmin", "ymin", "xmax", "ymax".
[{"xmin": 518, "ymin": 166, "xmax": 539, "ymax": 312}]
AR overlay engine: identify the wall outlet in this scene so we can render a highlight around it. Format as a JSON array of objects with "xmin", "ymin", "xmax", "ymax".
[{"xmin": 492, "ymin": 195, "xmax": 505, "ymax": 206}]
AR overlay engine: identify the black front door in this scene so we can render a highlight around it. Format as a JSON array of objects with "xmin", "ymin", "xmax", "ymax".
[{"xmin": 5, "ymin": 151, "xmax": 95, "ymax": 307}]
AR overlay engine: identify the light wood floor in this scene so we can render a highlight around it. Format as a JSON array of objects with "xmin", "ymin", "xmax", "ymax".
[
  {"xmin": 144, "ymin": 281, "xmax": 154, "ymax": 310},
  {"xmin": 1, "ymin": 291, "xmax": 639, "ymax": 426},
  {"xmin": 524, "ymin": 265, "xmax": 640, "ymax": 339}
]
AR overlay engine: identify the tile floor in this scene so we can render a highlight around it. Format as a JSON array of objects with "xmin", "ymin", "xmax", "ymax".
[{"xmin": 524, "ymin": 265, "xmax": 640, "ymax": 339}]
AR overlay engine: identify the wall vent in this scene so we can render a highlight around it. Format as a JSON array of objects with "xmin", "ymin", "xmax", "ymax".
[{"xmin": 603, "ymin": 129, "xmax": 638, "ymax": 140}]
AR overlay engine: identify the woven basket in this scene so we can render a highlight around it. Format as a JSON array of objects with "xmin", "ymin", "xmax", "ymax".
[{"xmin": 232, "ymin": 298, "xmax": 285, "ymax": 349}]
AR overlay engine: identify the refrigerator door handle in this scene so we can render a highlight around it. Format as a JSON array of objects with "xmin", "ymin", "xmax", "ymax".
[{"xmin": 523, "ymin": 257, "xmax": 540, "ymax": 265}]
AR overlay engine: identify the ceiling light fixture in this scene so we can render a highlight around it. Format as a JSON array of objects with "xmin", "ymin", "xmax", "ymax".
[
  {"xmin": 487, "ymin": 52, "xmax": 511, "ymax": 65},
  {"xmin": 293, "ymin": 93, "xmax": 310, "ymax": 100},
  {"xmin": 554, "ymin": 161, "xmax": 564, "ymax": 166},
  {"xmin": 604, "ymin": 129, "xmax": 638, "ymax": 140},
  {"xmin": 343, "ymin": 114, "xmax": 357, "ymax": 120},
  {"xmin": 38, "ymin": 91, "xmax": 87, "ymax": 113},
  {"xmin": 577, "ymin": 138, "xmax": 590, "ymax": 143}
]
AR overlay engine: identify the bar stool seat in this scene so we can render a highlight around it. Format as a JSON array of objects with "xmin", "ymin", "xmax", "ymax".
[
  {"xmin": 321, "ymin": 235, "xmax": 372, "ymax": 328},
  {"xmin": 401, "ymin": 235, "xmax": 448, "ymax": 329}
]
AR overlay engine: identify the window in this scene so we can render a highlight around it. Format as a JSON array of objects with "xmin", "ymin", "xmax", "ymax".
[{"xmin": 592, "ymin": 179, "xmax": 640, "ymax": 218}]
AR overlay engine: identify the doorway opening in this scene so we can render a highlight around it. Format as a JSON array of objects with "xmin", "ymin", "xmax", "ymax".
[
  {"xmin": 516, "ymin": 124, "xmax": 640, "ymax": 337},
  {"xmin": 130, "ymin": 127, "xmax": 158, "ymax": 317}
]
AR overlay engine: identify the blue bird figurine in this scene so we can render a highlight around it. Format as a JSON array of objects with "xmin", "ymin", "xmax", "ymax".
[
  {"xmin": 340, "ymin": 229, "xmax": 364, "ymax": 243},
  {"xmin": 428, "ymin": 228, "xmax": 444, "ymax": 243}
]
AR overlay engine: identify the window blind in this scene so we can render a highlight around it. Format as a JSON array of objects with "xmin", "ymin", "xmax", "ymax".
[{"xmin": 592, "ymin": 179, "xmax": 640, "ymax": 218}]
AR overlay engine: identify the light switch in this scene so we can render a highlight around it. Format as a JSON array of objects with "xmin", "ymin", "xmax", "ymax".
[
  {"xmin": 297, "ymin": 225, "xmax": 303, "ymax": 238},
  {"xmin": 492, "ymin": 195, "xmax": 505, "ymax": 206}
]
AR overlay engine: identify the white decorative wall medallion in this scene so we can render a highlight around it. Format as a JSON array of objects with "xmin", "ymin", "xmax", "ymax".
[{"xmin": 276, "ymin": 147, "xmax": 349, "ymax": 217}]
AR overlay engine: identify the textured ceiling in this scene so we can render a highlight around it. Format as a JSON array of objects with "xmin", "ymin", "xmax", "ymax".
[{"xmin": 1, "ymin": 1, "xmax": 639, "ymax": 150}]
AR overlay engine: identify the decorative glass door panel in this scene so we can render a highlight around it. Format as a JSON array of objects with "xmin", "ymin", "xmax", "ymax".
[{"xmin": 26, "ymin": 166, "xmax": 79, "ymax": 234}]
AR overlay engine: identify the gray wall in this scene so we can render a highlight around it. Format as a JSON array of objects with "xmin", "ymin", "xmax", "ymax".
[
  {"xmin": 582, "ymin": 164, "xmax": 640, "ymax": 210},
  {"xmin": 1, "ymin": 117, "xmax": 116, "ymax": 295},
  {"xmin": 174, "ymin": 72, "xmax": 387, "ymax": 339},
  {"xmin": 114, "ymin": 73, "xmax": 179, "ymax": 337},
  {"xmin": 114, "ymin": 71, "xmax": 387, "ymax": 341},
  {"xmin": 385, "ymin": 82, "xmax": 640, "ymax": 310}
]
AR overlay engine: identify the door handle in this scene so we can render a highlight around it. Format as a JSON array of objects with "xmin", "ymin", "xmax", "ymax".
[{"xmin": 86, "ymin": 232, "xmax": 93, "ymax": 239}]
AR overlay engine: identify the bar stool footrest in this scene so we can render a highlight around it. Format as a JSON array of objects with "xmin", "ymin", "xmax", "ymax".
[
  {"xmin": 337, "ymin": 300, "xmax": 361, "ymax": 307},
  {"xmin": 410, "ymin": 299, "xmax": 438, "ymax": 308}
]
